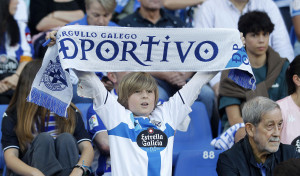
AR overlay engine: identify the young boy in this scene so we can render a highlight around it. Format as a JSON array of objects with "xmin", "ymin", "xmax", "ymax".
[
  {"xmin": 77, "ymin": 71, "xmax": 216, "ymax": 176},
  {"xmin": 218, "ymin": 11, "xmax": 290, "ymax": 143}
]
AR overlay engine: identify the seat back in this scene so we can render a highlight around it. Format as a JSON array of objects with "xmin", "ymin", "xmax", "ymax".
[
  {"xmin": 174, "ymin": 149, "xmax": 222, "ymax": 176},
  {"xmin": 173, "ymin": 102, "xmax": 213, "ymax": 164},
  {"xmin": 174, "ymin": 101, "xmax": 212, "ymax": 144}
]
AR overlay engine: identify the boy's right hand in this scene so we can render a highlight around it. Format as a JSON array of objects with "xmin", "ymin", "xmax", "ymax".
[
  {"xmin": 75, "ymin": 71, "xmax": 104, "ymax": 99},
  {"xmin": 45, "ymin": 30, "xmax": 58, "ymax": 46}
]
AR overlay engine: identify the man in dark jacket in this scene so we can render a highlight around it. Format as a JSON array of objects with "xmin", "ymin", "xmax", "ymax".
[{"xmin": 217, "ymin": 96, "xmax": 300, "ymax": 176}]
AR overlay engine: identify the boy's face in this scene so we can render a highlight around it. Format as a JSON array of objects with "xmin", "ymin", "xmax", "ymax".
[
  {"xmin": 245, "ymin": 31, "xmax": 269, "ymax": 58},
  {"xmin": 128, "ymin": 89, "xmax": 156, "ymax": 117}
]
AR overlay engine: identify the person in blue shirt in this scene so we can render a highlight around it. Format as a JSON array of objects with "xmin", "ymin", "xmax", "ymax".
[{"xmin": 68, "ymin": 0, "xmax": 118, "ymax": 27}]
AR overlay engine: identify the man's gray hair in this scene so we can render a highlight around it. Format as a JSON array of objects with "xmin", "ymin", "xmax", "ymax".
[{"xmin": 242, "ymin": 96, "xmax": 280, "ymax": 126}]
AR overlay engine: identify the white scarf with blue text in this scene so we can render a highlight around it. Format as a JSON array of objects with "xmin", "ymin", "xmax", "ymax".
[{"xmin": 28, "ymin": 25, "xmax": 255, "ymax": 117}]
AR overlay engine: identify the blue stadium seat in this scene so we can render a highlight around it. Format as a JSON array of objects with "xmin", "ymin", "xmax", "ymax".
[
  {"xmin": 0, "ymin": 104, "xmax": 8, "ymax": 170},
  {"xmin": 290, "ymin": 26, "xmax": 297, "ymax": 47},
  {"xmin": 173, "ymin": 102, "xmax": 214, "ymax": 165},
  {"xmin": 173, "ymin": 149, "xmax": 223, "ymax": 176},
  {"xmin": 75, "ymin": 103, "xmax": 91, "ymax": 129}
]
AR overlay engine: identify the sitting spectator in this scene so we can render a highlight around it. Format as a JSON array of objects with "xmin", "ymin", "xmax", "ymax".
[
  {"xmin": 277, "ymin": 55, "xmax": 300, "ymax": 144},
  {"xmin": 194, "ymin": 0, "xmax": 293, "ymax": 96},
  {"xmin": 118, "ymin": 0, "xmax": 216, "ymax": 124},
  {"xmin": 217, "ymin": 96, "xmax": 300, "ymax": 175},
  {"xmin": 68, "ymin": 0, "xmax": 118, "ymax": 27},
  {"xmin": 28, "ymin": 0, "xmax": 85, "ymax": 58},
  {"xmin": 29, "ymin": 0, "xmax": 85, "ymax": 36},
  {"xmin": 1, "ymin": 60, "xmax": 94, "ymax": 175},
  {"xmin": 219, "ymin": 11, "xmax": 289, "ymax": 142},
  {"xmin": 67, "ymin": 0, "xmax": 118, "ymax": 104},
  {"xmin": 0, "ymin": 0, "xmax": 33, "ymax": 104},
  {"xmin": 118, "ymin": 0, "xmax": 185, "ymax": 28}
]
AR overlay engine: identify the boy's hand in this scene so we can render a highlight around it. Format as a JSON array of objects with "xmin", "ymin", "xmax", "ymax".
[{"xmin": 76, "ymin": 71, "xmax": 104, "ymax": 99}]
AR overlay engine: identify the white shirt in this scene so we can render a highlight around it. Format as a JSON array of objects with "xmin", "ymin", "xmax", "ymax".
[
  {"xmin": 194, "ymin": 0, "xmax": 294, "ymax": 86},
  {"xmin": 277, "ymin": 95, "xmax": 300, "ymax": 144},
  {"xmin": 291, "ymin": 0, "xmax": 300, "ymax": 17},
  {"xmin": 14, "ymin": 0, "xmax": 28, "ymax": 23}
]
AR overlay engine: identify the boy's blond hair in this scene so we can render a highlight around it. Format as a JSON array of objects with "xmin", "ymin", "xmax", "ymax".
[{"xmin": 117, "ymin": 72, "xmax": 159, "ymax": 109}]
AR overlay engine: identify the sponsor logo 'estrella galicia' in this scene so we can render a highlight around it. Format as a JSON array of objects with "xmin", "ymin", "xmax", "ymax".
[
  {"xmin": 42, "ymin": 56, "xmax": 68, "ymax": 91},
  {"xmin": 137, "ymin": 127, "xmax": 168, "ymax": 152}
]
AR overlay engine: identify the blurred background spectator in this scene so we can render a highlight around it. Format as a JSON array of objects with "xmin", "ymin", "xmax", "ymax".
[
  {"xmin": 219, "ymin": 11, "xmax": 289, "ymax": 142},
  {"xmin": 0, "ymin": 0, "xmax": 33, "ymax": 104},
  {"xmin": 277, "ymin": 55, "xmax": 300, "ymax": 145},
  {"xmin": 194, "ymin": 0, "xmax": 293, "ymax": 96},
  {"xmin": 28, "ymin": 0, "xmax": 85, "ymax": 58}
]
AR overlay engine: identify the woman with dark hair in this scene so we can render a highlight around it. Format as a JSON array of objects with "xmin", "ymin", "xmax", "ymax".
[
  {"xmin": 0, "ymin": 0, "xmax": 34, "ymax": 104},
  {"xmin": 277, "ymin": 55, "xmax": 300, "ymax": 145},
  {"xmin": 1, "ymin": 60, "xmax": 94, "ymax": 175}
]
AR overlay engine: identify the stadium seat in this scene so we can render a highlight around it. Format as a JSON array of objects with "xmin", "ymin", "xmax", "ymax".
[
  {"xmin": 173, "ymin": 102, "xmax": 214, "ymax": 165},
  {"xmin": 0, "ymin": 104, "xmax": 8, "ymax": 170},
  {"xmin": 173, "ymin": 149, "xmax": 222, "ymax": 176},
  {"xmin": 75, "ymin": 103, "xmax": 91, "ymax": 129},
  {"xmin": 290, "ymin": 26, "xmax": 297, "ymax": 47}
]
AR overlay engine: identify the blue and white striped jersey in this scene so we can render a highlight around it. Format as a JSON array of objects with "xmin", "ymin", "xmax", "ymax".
[
  {"xmin": 95, "ymin": 90, "xmax": 191, "ymax": 176},
  {"xmin": 0, "ymin": 21, "xmax": 33, "ymax": 75}
]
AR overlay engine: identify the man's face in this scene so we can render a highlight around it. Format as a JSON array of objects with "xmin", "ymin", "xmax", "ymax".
[
  {"xmin": 86, "ymin": 1, "xmax": 113, "ymax": 26},
  {"xmin": 139, "ymin": 0, "xmax": 162, "ymax": 11},
  {"xmin": 252, "ymin": 108, "xmax": 283, "ymax": 155}
]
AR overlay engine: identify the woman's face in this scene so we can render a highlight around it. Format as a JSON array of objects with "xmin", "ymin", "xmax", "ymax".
[{"xmin": 9, "ymin": 0, "xmax": 19, "ymax": 16}]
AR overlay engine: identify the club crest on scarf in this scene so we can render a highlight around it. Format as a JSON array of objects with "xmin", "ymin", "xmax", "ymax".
[{"xmin": 41, "ymin": 56, "xmax": 68, "ymax": 91}]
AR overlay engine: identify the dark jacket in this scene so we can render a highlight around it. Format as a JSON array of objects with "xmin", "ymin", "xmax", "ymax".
[
  {"xmin": 118, "ymin": 8, "xmax": 185, "ymax": 28},
  {"xmin": 217, "ymin": 136, "xmax": 300, "ymax": 176}
]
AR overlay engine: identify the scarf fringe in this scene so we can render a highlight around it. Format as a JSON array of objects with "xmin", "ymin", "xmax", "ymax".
[{"xmin": 27, "ymin": 87, "xmax": 69, "ymax": 117}]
